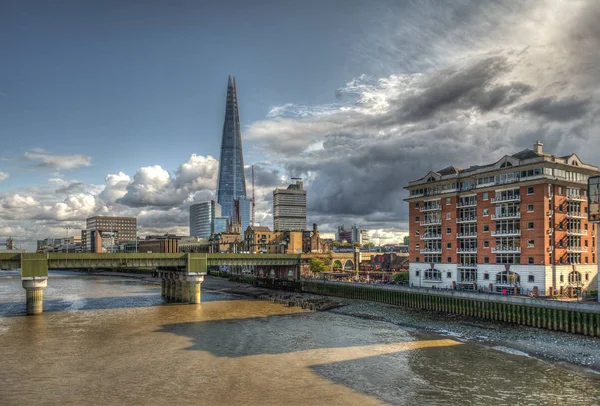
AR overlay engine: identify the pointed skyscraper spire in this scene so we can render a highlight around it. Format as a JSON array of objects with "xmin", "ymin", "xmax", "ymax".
[{"xmin": 216, "ymin": 76, "xmax": 247, "ymax": 223}]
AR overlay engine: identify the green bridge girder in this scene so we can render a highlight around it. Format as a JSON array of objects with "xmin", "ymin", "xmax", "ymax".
[{"xmin": 0, "ymin": 253, "xmax": 302, "ymax": 277}]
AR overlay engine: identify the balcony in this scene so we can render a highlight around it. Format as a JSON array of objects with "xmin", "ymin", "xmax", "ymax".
[
  {"xmin": 491, "ymin": 229, "xmax": 521, "ymax": 237},
  {"xmin": 456, "ymin": 248, "xmax": 477, "ymax": 254},
  {"xmin": 456, "ymin": 232, "xmax": 477, "ymax": 238},
  {"xmin": 566, "ymin": 194, "xmax": 587, "ymax": 201},
  {"xmin": 566, "ymin": 229, "xmax": 588, "ymax": 236},
  {"xmin": 456, "ymin": 216, "xmax": 477, "ymax": 224},
  {"xmin": 456, "ymin": 201, "xmax": 477, "ymax": 208},
  {"xmin": 420, "ymin": 219, "xmax": 442, "ymax": 226},
  {"xmin": 420, "ymin": 234, "xmax": 442, "ymax": 240},
  {"xmin": 492, "ymin": 247, "xmax": 521, "ymax": 253},
  {"xmin": 457, "ymin": 263, "xmax": 478, "ymax": 269},
  {"xmin": 491, "ymin": 212, "xmax": 521, "ymax": 220},
  {"xmin": 567, "ymin": 246, "xmax": 588, "ymax": 253},
  {"xmin": 566, "ymin": 211, "xmax": 586, "ymax": 219},
  {"xmin": 421, "ymin": 248, "xmax": 442, "ymax": 254},
  {"xmin": 420, "ymin": 204, "xmax": 441, "ymax": 212},
  {"xmin": 491, "ymin": 195, "xmax": 520, "ymax": 204}
]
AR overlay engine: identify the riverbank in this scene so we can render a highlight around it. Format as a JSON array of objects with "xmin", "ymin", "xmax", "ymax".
[{"xmin": 200, "ymin": 276, "xmax": 600, "ymax": 373}]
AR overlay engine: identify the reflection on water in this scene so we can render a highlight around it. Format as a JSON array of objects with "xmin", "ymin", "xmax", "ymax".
[{"xmin": 0, "ymin": 272, "xmax": 599, "ymax": 405}]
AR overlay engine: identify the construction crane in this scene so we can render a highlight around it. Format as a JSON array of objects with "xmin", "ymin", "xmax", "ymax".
[{"xmin": 251, "ymin": 164, "xmax": 256, "ymax": 227}]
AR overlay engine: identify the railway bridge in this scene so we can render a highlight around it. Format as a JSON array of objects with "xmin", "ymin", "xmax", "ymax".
[{"xmin": 0, "ymin": 252, "xmax": 301, "ymax": 315}]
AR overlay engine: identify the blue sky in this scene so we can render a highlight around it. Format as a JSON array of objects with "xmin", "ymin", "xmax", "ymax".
[
  {"xmin": 1, "ymin": 0, "xmax": 379, "ymax": 187},
  {"xmin": 1, "ymin": 1, "xmax": 600, "ymax": 251}
]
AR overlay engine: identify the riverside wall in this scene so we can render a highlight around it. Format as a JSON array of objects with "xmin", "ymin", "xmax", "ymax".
[{"xmin": 299, "ymin": 280, "xmax": 600, "ymax": 337}]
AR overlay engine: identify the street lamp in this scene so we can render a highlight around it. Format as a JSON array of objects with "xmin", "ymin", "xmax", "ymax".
[{"xmin": 64, "ymin": 227, "xmax": 72, "ymax": 253}]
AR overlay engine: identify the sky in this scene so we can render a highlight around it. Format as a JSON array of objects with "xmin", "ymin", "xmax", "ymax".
[{"xmin": 1, "ymin": 0, "xmax": 600, "ymax": 251}]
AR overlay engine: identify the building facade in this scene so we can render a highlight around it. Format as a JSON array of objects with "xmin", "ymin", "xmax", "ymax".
[
  {"xmin": 216, "ymin": 76, "xmax": 247, "ymax": 221},
  {"xmin": 83, "ymin": 216, "xmax": 137, "ymax": 253},
  {"xmin": 336, "ymin": 225, "xmax": 367, "ymax": 244},
  {"xmin": 234, "ymin": 197, "xmax": 252, "ymax": 235},
  {"xmin": 190, "ymin": 201, "xmax": 222, "ymax": 238},
  {"xmin": 273, "ymin": 179, "xmax": 307, "ymax": 231},
  {"xmin": 405, "ymin": 142, "xmax": 600, "ymax": 296}
]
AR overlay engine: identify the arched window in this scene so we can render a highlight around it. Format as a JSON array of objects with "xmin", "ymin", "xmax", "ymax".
[
  {"xmin": 424, "ymin": 268, "xmax": 441, "ymax": 281},
  {"xmin": 332, "ymin": 260, "xmax": 343, "ymax": 270},
  {"xmin": 427, "ymin": 176, "xmax": 436, "ymax": 182},
  {"xmin": 500, "ymin": 161, "xmax": 513, "ymax": 168},
  {"xmin": 496, "ymin": 270, "xmax": 520, "ymax": 285},
  {"xmin": 568, "ymin": 271, "xmax": 581, "ymax": 284}
]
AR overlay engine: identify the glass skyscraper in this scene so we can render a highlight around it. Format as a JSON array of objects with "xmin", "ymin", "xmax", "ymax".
[
  {"xmin": 216, "ymin": 76, "xmax": 247, "ymax": 221},
  {"xmin": 190, "ymin": 201, "xmax": 221, "ymax": 238}
]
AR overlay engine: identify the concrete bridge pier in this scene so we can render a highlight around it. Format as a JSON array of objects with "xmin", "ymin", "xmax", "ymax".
[
  {"xmin": 22, "ymin": 277, "xmax": 48, "ymax": 315},
  {"xmin": 160, "ymin": 275, "xmax": 167, "ymax": 298},
  {"xmin": 186, "ymin": 273, "xmax": 205, "ymax": 304}
]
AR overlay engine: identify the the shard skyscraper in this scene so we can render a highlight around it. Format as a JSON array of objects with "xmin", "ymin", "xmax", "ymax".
[{"xmin": 216, "ymin": 76, "xmax": 248, "ymax": 224}]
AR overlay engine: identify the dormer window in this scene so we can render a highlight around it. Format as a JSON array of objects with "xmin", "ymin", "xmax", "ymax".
[
  {"xmin": 500, "ymin": 161, "xmax": 513, "ymax": 168},
  {"xmin": 427, "ymin": 176, "xmax": 436, "ymax": 182}
]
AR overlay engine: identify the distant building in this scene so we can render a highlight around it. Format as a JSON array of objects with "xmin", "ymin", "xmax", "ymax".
[
  {"xmin": 244, "ymin": 223, "xmax": 328, "ymax": 254},
  {"xmin": 83, "ymin": 216, "xmax": 137, "ymax": 253},
  {"xmin": 214, "ymin": 216, "xmax": 228, "ymax": 235},
  {"xmin": 138, "ymin": 235, "xmax": 179, "ymax": 253},
  {"xmin": 190, "ymin": 201, "xmax": 222, "ymax": 238},
  {"xmin": 5, "ymin": 237, "xmax": 14, "ymax": 250},
  {"xmin": 273, "ymin": 179, "xmax": 307, "ymax": 231},
  {"xmin": 234, "ymin": 197, "xmax": 252, "ymax": 235},
  {"xmin": 336, "ymin": 225, "xmax": 367, "ymax": 244},
  {"xmin": 403, "ymin": 236, "xmax": 409, "ymax": 245},
  {"xmin": 178, "ymin": 237, "xmax": 210, "ymax": 253}
]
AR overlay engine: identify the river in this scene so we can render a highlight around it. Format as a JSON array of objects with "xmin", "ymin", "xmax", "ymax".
[{"xmin": 1, "ymin": 271, "xmax": 599, "ymax": 405}]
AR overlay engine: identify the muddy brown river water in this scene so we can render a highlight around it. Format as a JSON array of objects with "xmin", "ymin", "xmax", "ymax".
[{"xmin": 1, "ymin": 271, "xmax": 599, "ymax": 405}]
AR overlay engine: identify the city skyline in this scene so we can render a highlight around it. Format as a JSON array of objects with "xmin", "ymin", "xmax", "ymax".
[{"xmin": 2, "ymin": 1, "xmax": 600, "ymax": 252}]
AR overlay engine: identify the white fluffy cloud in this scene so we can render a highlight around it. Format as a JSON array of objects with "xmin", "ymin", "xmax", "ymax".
[{"xmin": 0, "ymin": 172, "xmax": 8, "ymax": 182}]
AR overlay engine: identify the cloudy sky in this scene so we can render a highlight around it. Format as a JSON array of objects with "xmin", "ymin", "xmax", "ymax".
[{"xmin": 1, "ymin": 0, "xmax": 600, "ymax": 251}]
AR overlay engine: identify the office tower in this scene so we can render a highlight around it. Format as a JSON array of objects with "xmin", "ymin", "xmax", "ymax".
[
  {"xmin": 234, "ymin": 197, "xmax": 252, "ymax": 235},
  {"xmin": 84, "ymin": 216, "xmax": 137, "ymax": 253},
  {"xmin": 273, "ymin": 179, "xmax": 307, "ymax": 231},
  {"xmin": 190, "ymin": 201, "xmax": 222, "ymax": 238},
  {"xmin": 216, "ymin": 76, "xmax": 247, "ymax": 221},
  {"xmin": 405, "ymin": 141, "xmax": 600, "ymax": 295}
]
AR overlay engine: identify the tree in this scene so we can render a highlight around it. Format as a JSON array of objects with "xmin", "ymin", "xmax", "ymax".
[
  {"xmin": 364, "ymin": 242, "xmax": 375, "ymax": 249},
  {"xmin": 392, "ymin": 272, "xmax": 409, "ymax": 283},
  {"xmin": 310, "ymin": 258, "xmax": 328, "ymax": 274},
  {"xmin": 352, "ymin": 242, "xmax": 362, "ymax": 247}
]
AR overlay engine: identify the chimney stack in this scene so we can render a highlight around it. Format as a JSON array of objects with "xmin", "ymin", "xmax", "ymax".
[{"xmin": 534, "ymin": 141, "xmax": 543, "ymax": 154}]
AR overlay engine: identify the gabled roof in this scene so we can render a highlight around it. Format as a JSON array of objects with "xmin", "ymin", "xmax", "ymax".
[
  {"xmin": 246, "ymin": 226, "xmax": 271, "ymax": 232},
  {"xmin": 511, "ymin": 148, "xmax": 540, "ymax": 160},
  {"xmin": 436, "ymin": 165, "xmax": 462, "ymax": 176}
]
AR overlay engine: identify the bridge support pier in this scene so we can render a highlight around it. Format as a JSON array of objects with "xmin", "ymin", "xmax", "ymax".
[
  {"xmin": 22, "ymin": 277, "xmax": 48, "ymax": 315},
  {"xmin": 159, "ymin": 270, "xmax": 205, "ymax": 304}
]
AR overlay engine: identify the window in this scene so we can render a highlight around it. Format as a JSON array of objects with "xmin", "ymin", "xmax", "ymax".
[
  {"xmin": 528, "ymin": 257, "xmax": 534, "ymax": 264},
  {"xmin": 484, "ymin": 273, "xmax": 489, "ymax": 280},
  {"xmin": 528, "ymin": 222, "xmax": 534, "ymax": 230},
  {"xmin": 424, "ymin": 268, "xmax": 441, "ymax": 281},
  {"xmin": 415, "ymin": 203, "xmax": 420, "ymax": 209},
  {"xmin": 528, "ymin": 240, "xmax": 534, "ymax": 248},
  {"xmin": 483, "ymin": 225, "xmax": 489, "ymax": 232},
  {"xmin": 527, "ymin": 186, "xmax": 534, "ymax": 195},
  {"xmin": 585, "ymin": 257, "xmax": 589, "ymax": 264},
  {"xmin": 560, "ymin": 274, "xmax": 564, "ymax": 282},
  {"xmin": 446, "ymin": 213, "xmax": 451, "ymax": 220},
  {"xmin": 415, "ymin": 243, "xmax": 420, "ymax": 250},
  {"xmin": 558, "ymin": 186, "xmax": 562, "ymax": 195},
  {"xmin": 586, "ymin": 273, "xmax": 589, "ymax": 281},
  {"xmin": 446, "ymin": 242, "xmax": 452, "ymax": 249},
  {"xmin": 585, "ymin": 240, "xmax": 589, "ymax": 247},
  {"xmin": 415, "ymin": 216, "xmax": 420, "ymax": 222},
  {"xmin": 416, "ymin": 257, "xmax": 420, "ymax": 263},
  {"xmin": 483, "ymin": 209, "xmax": 489, "ymax": 216},
  {"xmin": 484, "ymin": 257, "xmax": 489, "ymax": 264},
  {"xmin": 483, "ymin": 192, "xmax": 489, "ymax": 200},
  {"xmin": 528, "ymin": 275, "xmax": 535, "ymax": 282},
  {"xmin": 415, "ymin": 230, "xmax": 420, "ymax": 236},
  {"xmin": 415, "ymin": 270, "xmax": 420, "ymax": 276},
  {"xmin": 446, "ymin": 228, "xmax": 451, "ymax": 235},
  {"xmin": 527, "ymin": 204, "xmax": 534, "ymax": 212},
  {"xmin": 446, "ymin": 198, "xmax": 451, "ymax": 205},
  {"xmin": 484, "ymin": 241, "xmax": 489, "ymax": 248},
  {"xmin": 447, "ymin": 272, "xmax": 452, "ymax": 278},
  {"xmin": 447, "ymin": 257, "xmax": 452, "ymax": 263}
]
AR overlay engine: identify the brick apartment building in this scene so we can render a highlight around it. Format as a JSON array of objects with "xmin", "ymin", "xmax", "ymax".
[{"xmin": 404, "ymin": 142, "xmax": 600, "ymax": 295}]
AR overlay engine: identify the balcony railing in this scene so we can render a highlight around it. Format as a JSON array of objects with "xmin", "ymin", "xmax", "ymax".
[
  {"xmin": 491, "ymin": 229, "xmax": 521, "ymax": 237},
  {"xmin": 457, "ymin": 232, "xmax": 477, "ymax": 238},
  {"xmin": 491, "ymin": 212, "xmax": 520, "ymax": 220},
  {"xmin": 566, "ymin": 194, "xmax": 587, "ymax": 201},
  {"xmin": 420, "ymin": 219, "xmax": 442, "ymax": 226},
  {"xmin": 457, "ymin": 263, "xmax": 478, "ymax": 269},
  {"xmin": 420, "ymin": 234, "xmax": 442, "ymax": 240},
  {"xmin": 566, "ymin": 246, "xmax": 588, "ymax": 253},
  {"xmin": 459, "ymin": 277, "xmax": 478, "ymax": 283},
  {"xmin": 566, "ymin": 229, "xmax": 588, "ymax": 236},
  {"xmin": 421, "ymin": 248, "xmax": 442, "ymax": 253},
  {"xmin": 456, "ymin": 201, "xmax": 477, "ymax": 208},
  {"xmin": 566, "ymin": 211, "xmax": 586, "ymax": 218},
  {"xmin": 491, "ymin": 195, "xmax": 520, "ymax": 204},
  {"xmin": 456, "ymin": 216, "xmax": 477, "ymax": 224},
  {"xmin": 420, "ymin": 204, "xmax": 442, "ymax": 212},
  {"xmin": 456, "ymin": 248, "xmax": 477, "ymax": 254},
  {"xmin": 491, "ymin": 247, "xmax": 521, "ymax": 253}
]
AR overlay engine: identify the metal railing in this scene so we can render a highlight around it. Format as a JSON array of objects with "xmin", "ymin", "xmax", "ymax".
[
  {"xmin": 566, "ymin": 229, "xmax": 588, "ymax": 236},
  {"xmin": 491, "ymin": 247, "xmax": 521, "ymax": 253},
  {"xmin": 566, "ymin": 246, "xmax": 588, "ymax": 253},
  {"xmin": 420, "ymin": 219, "xmax": 442, "ymax": 226},
  {"xmin": 456, "ymin": 201, "xmax": 477, "ymax": 208},
  {"xmin": 420, "ymin": 234, "xmax": 442, "ymax": 240},
  {"xmin": 491, "ymin": 212, "xmax": 520, "ymax": 220},
  {"xmin": 567, "ymin": 211, "xmax": 586, "ymax": 218},
  {"xmin": 491, "ymin": 229, "xmax": 521, "ymax": 237},
  {"xmin": 566, "ymin": 194, "xmax": 587, "ymax": 201},
  {"xmin": 457, "ymin": 232, "xmax": 477, "ymax": 238},
  {"xmin": 420, "ymin": 204, "xmax": 442, "ymax": 212},
  {"xmin": 456, "ymin": 248, "xmax": 477, "ymax": 254},
  {"xmin": 457, "ymin": 263, "xmax": 478, "ymax": 269},
  {"xmin": 456, "ymin": 216, "xmax": 477, "ymax": 223},
  {"xmin": 421, "ymin": 248, "xmax": 442, "ymax": 253},
  {"xmin": 491, "ymin": 195, "xmax": 520, "ymax": 203}
]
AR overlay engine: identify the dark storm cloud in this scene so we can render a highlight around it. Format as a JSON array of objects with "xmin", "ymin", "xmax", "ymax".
[
  {"xmin": 515, "ymin": 96, "xmax": 592, "ymax": 122},
  {"xmin": 55, "ymin": 181, "xmax": 85, "ymax": 194},
  {"xmin": 244, "ymin": 164, "xmax": 284, "ymax": 188}
]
